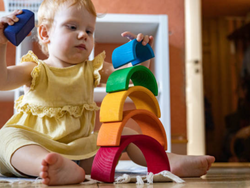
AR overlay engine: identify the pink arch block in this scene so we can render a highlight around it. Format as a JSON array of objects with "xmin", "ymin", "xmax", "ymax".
[{"xmin": 91, "ymin": 135, "xmax": 171, "ymax": 183}]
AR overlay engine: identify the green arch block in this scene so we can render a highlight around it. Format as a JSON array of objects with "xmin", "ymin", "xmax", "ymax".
[{"xmin": 106, "ymin": 65, "xmax": 158, "ymax": 96}]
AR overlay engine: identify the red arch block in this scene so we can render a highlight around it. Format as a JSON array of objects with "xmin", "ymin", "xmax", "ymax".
[
  {"xmin": 97, "ymin": 109, "xmax": 168, "ymax": 150},
  {"xmin": 91, "ymin": 135, "xmax": 171, "ymax": 183}
]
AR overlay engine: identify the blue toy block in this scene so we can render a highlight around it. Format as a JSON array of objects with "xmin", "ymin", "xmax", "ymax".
[
  {"xmin": 112, "ymin": 39, "xmax": 155, "ymax": 69},
  {"xmin": 4, "ymin": 9, "xmax": 35, "ymax": 46}
]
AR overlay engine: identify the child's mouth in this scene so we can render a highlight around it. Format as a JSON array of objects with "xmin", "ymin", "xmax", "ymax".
[{"xmin": 75, "ymin": 44, "xmax": 86, "ymax": 50}]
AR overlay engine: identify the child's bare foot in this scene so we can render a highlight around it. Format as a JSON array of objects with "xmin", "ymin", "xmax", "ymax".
[
  {"xmin": 40, "ymin": 153, "xmax": 85, "ymax": 185},
  {"xmin": 167, "ymin": 153, "xmax": 215, "ymax": 177}
]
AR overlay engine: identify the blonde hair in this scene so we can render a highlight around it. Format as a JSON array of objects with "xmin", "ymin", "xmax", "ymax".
[{"xmin": 37, "ymin": 0, "xmax": 97, "ymax": 56}]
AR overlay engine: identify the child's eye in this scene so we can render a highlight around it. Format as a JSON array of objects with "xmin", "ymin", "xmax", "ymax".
[
  {"xmin": 86, "ymin": 30, "xmax": 93, "ymax": 35},
  {"xmin": 67, "ymin": 25, "xmax": 77, "ymax": 30}
]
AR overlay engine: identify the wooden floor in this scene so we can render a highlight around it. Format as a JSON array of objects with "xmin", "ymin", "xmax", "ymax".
[{"xmin": 1, "ymin": 163, "xmax": 250, "ymax": 188}]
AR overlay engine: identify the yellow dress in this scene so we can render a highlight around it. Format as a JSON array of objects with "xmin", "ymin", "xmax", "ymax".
[{"xmin": 0, "ymin": 51, "xmax": 105, "ymax": 177}]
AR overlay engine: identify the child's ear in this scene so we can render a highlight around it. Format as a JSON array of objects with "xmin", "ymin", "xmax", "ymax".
[{"xmin": 38, "ymin": 25, "xmax": 50, "ymax": 43}]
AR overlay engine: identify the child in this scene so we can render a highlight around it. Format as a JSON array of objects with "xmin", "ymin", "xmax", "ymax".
[{"xmin": 0, "ymin": 0, "xmax": 215, "ymax": 186}]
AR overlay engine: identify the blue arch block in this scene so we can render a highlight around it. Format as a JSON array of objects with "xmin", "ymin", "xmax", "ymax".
[
  {"xmin": 4, "ymin": 9, "xmax": 34, "ymax": 46},
  {"xmin": 112, "ymin": 39, "xmax": 155, "ymax": 69}
]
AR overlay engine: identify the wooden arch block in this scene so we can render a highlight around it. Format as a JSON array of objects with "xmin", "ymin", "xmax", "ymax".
[
  {"xmin": 106, "ymin": 65, "xmax": 158, "ymax": 96},
  {"xmin": 97, "ymin": 109, "xmax": 167, "ymax": 150},
  {"xmin": 91, "ymin": 135, "xmax": 171, "ymax": 183},
  {"xmin": 100, "ymin": 86, "xmax": 161, "ymax": 122},
  {"xmin": 112, "ymin": 39, "xmax": 155, "ymax": 69}
]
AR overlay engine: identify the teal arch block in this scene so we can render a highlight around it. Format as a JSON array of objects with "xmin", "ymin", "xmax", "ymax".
[
  {"xmin": 106, "ymin": 65, "xmax": 158, "ymax": 96},
  {"xmin": 112, "ymin": 39, "xmax": 155, "ymax": 69}
]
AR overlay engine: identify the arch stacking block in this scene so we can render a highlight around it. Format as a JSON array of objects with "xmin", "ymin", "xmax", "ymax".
[
  {"xmin": 112, "ymin": 39, "xmax": 155, "ymax": 69},
  {"xmin": 106, "ymin": 65, "xmax": 158, "ymax": 96},
  {"xmin": 4, "ymin": 9, "xmax": 35, "ymax": 46},
  {"xmin": 97, "ymin": 109, "xmax": 167, "ymax": 150},
  {"xmin": 100, "ymin": 86, "xmax": 161, "ymax": 122},
  {"xmin": 91, "ymin": 135, "xmax": 171, "ymax": 183}
]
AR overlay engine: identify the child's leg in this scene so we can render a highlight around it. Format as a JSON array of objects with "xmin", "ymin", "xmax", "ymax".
[
  {"xmin": 79, "ymin": 156, "xmax": 95, "ymax": 175},
  {"xmin": 11, "ymin": 145, "xmax": 85, "ymax": 185},
  {"xmin": 122, "ymin": 127, "xmax": 147, "ymax": 166},
  {"xmin": 11, "ymin": 145, "xmax": 48, "ymax": 176},
  {"xmin": 122, "ymin": 127, "xmax": 215, "ymax": 177}
]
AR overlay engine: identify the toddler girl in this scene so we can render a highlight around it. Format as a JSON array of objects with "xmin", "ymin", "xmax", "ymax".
[{"xmin": 0, "ymin": 0, "xmax": 215, "ymax": 186}]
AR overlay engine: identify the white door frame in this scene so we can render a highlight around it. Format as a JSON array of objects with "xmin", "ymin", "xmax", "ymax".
[{"xmin": 185, "ymin": 0, "xmax": 205, "ymax": 155}]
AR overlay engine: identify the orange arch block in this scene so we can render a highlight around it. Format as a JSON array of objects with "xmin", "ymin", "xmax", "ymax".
[
  {"xmin": 97, "ymin": 109, "xmax": 167, "ymax": 150},
  {"xmin": 100, "ymin": 86, "xmax": 161, "ymax": 122}
]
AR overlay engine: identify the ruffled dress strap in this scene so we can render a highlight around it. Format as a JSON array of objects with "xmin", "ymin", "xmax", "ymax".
[
  {"xmin": 92, "ymin": 51, "xmax": 106, "ymax": 87},
  {"xmin": 20, "ymin": 50, "xmax": 40, "ymax": 64},
  {"xmin": 20, "ymin": 51, "xmax": 42, "ymax": 91}
]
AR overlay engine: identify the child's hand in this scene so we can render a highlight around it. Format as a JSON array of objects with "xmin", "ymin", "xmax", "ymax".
[
  {"xmin": 0, "ymin": 10, "xmax": 22, "ymax": 44},
  {"xmin": 121, "ymin": 31, "xmax": 154, "ymax": 46},
  {"xmin": 100, "ymin": 32, "xmax": 154, "ymax": 83}
]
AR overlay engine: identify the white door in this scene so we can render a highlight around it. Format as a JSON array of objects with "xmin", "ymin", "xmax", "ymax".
[{"xmin": 185, "ymin": 0, "xmax": 205, "ymax": 155}]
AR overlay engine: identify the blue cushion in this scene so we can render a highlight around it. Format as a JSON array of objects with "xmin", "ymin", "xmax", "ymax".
[{"xmin": 4, "ymin": 9, "xmax": 35, "ymax": 46}]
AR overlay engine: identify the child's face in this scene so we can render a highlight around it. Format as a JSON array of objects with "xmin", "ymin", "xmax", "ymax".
[{"xmin": 47, "ymin": 2, "xmax": 96, "ymax": 66}]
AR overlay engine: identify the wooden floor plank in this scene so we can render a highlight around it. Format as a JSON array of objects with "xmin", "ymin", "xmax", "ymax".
[{"xmin": 1, "ymin": 166, "xmax": 250, "ymax": 187}]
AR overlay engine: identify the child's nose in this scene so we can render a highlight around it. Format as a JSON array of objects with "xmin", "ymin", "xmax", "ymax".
[{"xmin": 78, "ymin": 31, "xmax": 87, "ymax": 40}]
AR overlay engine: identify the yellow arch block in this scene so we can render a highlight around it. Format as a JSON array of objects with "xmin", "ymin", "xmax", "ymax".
[
  {"xmin": 97, "ymin": 109, "xmax": 167, "ymax": 150},
  {"xmin": 100, "ymin": 86, "xmax": 161, "ymax": 122}
]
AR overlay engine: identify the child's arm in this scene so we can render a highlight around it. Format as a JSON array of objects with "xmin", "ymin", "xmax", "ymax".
[
  {"xmin": 0, "ymin": 10, "xmax": 36, "ymax": 91},
  {"xmin": 100, "ymin": 32, "xmax": 154, "ymax": 83}
]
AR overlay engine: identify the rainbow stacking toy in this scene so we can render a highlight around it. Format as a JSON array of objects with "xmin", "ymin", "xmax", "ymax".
[{"xmin": 91, "ymin": 39, "xmax": 171, "ymax": 183}]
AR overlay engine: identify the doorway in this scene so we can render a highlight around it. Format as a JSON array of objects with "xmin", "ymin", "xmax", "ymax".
[{"xmin": 202, "ymin": 0, "xmax": 250, "ymax": 162}]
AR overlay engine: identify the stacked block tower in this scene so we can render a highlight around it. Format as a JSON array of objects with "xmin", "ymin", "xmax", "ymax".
[{"xmin": 91, "ymin": 39, "xmax": 171, "ymax": 182}]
